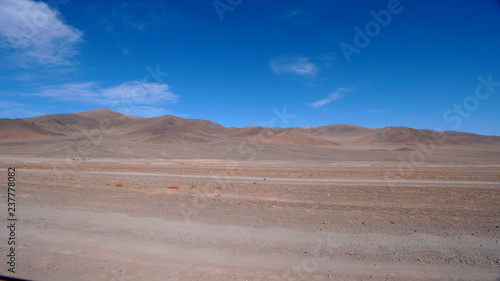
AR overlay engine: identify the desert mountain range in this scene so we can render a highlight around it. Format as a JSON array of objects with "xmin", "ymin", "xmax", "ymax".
[
  {"xmin": 1, "ymin": 108, "xmax": 499, "ymax": 147},
  {"xmin": 2, "ymin": 108, "xmax": 500, "ymax": 162}
]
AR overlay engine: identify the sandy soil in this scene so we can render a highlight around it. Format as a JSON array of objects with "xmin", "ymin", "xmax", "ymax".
[{"xmin": 0, "ymin": 159, "xmax": 500, "ymax": 280}]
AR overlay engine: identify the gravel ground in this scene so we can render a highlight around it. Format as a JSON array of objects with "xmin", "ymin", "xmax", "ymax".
[{"xmin": 1, "ymin": 162, "xmax": 500, "ymax": 280}]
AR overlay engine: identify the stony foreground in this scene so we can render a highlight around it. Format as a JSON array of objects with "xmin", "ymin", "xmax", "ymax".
[{"xmin": 1, "ymin": 160, "xmax": 499, "ymax": 280}]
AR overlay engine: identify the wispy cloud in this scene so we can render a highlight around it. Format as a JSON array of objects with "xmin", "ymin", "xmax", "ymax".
[
  {"xmin": 98, "ymin": 1, "xmax": 173, "ymax": 33},
  {"xmin": 366, "ymin": 109, "xmax": 387, "ymax": 113},
  {"xmin": 270, "ymin": 55, "xmax": 318, "ymax": 76},
  {"xmin": 0, "ymin": 100, "xmax": 45, "ymax": 118},
  {"xmin": 310, "ymin": 87, "xmax": 349, "ymax": 108},
  {"xmin": 275, "ymin": 8, "xmax": 309, "ymax": 26},
  {"xmin": 111, "ymin": 3, "xmax": 153, "ymax": 32},
  {"xmin": 320, "ymin": 52, "xmax": 337, "ymax": 68},
  {"xmin": 122, "ymin": 106, "xmax": 172, "ymax": 118},
  {"xmin": 278, "ymin": 9, "xmax": 304, "ymax": 20},
  {"xmin": 100, "ymin": 82, "xmax": 178, "ymax": 104},
  {"xmin": 0, "ymin": 0, "xmax": 83, "ymax": 66},
  {"xmin": 31, "ymin": 81, "xmax": 179, "ymax": 115},
  {"xmin": 122, "ymin": 48, "xmax": 131, "ymax": 55}
]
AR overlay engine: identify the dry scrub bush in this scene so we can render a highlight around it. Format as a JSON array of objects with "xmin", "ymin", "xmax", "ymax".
[{"xmin": 168, "ymin": 184, "xmax": 180, "ymax": 190}]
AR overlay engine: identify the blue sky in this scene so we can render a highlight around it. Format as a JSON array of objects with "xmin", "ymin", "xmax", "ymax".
[{"xmin": 1, "ymin": 0, "xmax": 499, "ymax": 135}]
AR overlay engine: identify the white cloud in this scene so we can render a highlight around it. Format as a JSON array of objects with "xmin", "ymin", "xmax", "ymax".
[
  {"xmin": 278, "ymin": 9, "xmax": 303, "ymax": 20},
  {"xmin": 320, "ymin": 52, "xmax": 337, "ymax": 68},
  {"xmin": 37, "ymin": 81, "xmax": 100, "ymax": 100},
  {"xmin": 0, "ymin": 0, "xmax": 83, "ymax": 66},
  {"xmin": 101, "ymin": 81, "xmax": 178, "ymax": 104},
  {"xmin": 270, "ymin": 55, "xmax": 318, "ymax": 76},
  {"xmin": 367, "ymin": 109, "xmax": 387, "ymax": 113},
  {"xmin": 105, "ymin": 2, "xmax": 170, "ymax": 33},
  {"xmin": 34, "ymin": 81, "xmax": 178, "ymax": 107},
  {"xmin": 310, "ymin": 87, "xmax": 349, "ymax": 108},
  {"xmin": 122, "ymin": 48, "xmax": 131, "ymax": 55},
  {"xmin": 120, "ymin": 106, "xmax": 172, "ymax": 118},
  {"xmin": 0, "ymin": 99, "xmax": 45, "ymax": 118},
  {"xmin": 275, "ymin": 9, "xmax": 309, "ymax": 27}
]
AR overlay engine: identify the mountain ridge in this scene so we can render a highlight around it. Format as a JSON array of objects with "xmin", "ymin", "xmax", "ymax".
[{"xmin": 1, "ymin": 108, "xmax": 499, "ymax": 148}]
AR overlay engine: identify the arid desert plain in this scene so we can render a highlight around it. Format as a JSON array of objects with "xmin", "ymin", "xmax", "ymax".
[{"xmin": 1, "ymin": 109, "xmax": 500, "ymax": 280}]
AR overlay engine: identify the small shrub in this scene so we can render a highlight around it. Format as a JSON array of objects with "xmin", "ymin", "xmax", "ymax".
[
  {"xmin": 168, "ymin": 184, "xmax": 180, "ymax": 190},
  {"xmin": 191, "ymin": 184, "xmax": 197, "ymax": 188},
  {"xmin": 214, "ymin": 185, "xmax": 222, "ymax": 190}
]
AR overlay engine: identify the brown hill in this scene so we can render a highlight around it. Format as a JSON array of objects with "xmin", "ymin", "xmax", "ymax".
[
  {"xmin": 0, "ymin": 119, "xmax": 63, "ymax": 139},
  {"xmin": 226, "ymin": 126, "xmax": 339, "ymax": 146},
  {"xmin": 1, "ymin": 109, "xmax": 499, "ymax": 149},
  {"xmin": 355, "ymin": 127, "xmax": 438, "ymax": 145},
  {"xmin": 75, "ymin": 108, "xmax": 143, "ymax": 126},
  {"xmin": 21, "ymin": 108, "xmax": 141, "ymax": 136},
  {"xmin": 353, "ymin": 126, "xmax": 500, "ymax": 147},
  {"xmin": 118, "ymin": 115, "xmax": 222, "ymax": 144}
]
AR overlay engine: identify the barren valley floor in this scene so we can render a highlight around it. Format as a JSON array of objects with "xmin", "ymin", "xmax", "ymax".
[{"xmin": 0, "ymin": 159, "xmax": 499, "ymax": 280}]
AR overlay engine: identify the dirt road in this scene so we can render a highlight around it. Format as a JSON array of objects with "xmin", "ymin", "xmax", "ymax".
[{"xmin": 22, "ymin": 168, "xmax": 500, "ymax": 186}]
